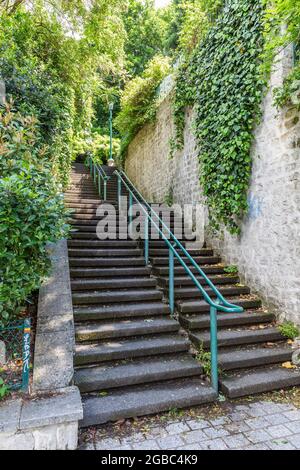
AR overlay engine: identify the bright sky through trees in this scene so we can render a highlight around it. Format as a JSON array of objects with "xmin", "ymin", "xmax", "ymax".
[{"xmin": 155, "ymin": 0, "xmax": 171, "ymax": 8}]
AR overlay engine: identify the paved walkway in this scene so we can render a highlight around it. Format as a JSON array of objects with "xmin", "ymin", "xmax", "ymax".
[{"xmin": 79, "ymin": 398, "xmax": 300, "ymax": 450}]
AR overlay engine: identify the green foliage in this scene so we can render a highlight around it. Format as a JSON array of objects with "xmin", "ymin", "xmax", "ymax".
[
  {"xmin": 173, "ymin": 0, "xmax": 265, "ymax": 234},
  {"xmin": 177, "ymin": 0, "xmax": 223, "ymax": 56},
  {"xmin": 0, "ymin": 103, "xmax": 69, "ymax": 324},
  {"xmin": 163, "ymin": 0, "xmax": 185, "ymax": 54},
  {"xmin": 273, "ymin": 68, "xmax": 300, "ymax": 109},
  {"xmin": 73, "ymin": 132, "xmax": 120, "ymax": 164},
  {"xmin": 224, "ymin": 265, "xmax": 239, "ymax": 275},
  {"xmin": 0, "ymin": 2, "xmax": 128, "ymax": 320},
  {"xmin": 263, "ymin": 0, "xmax": 300, "ymax": 107},
  {"xmin": 279, "ymin": 321, "xmax": 299, "ymax": 340},
  {"xmin": 123, "ymin": 0, "xmax": 169, "ymax": 77},
  {"xmin": 115, "ymin": 55, "xmax": 171, "ymax": 156},
  {"xmin": 0, "ymin": 2, "xmax": 128, "ymax": 184},
  {"xmin": 196, "ymin": 345, "xmax": 212, "ymax": 376},
  {"xmin": 0, "ymin": 377, "xmax": 9, "ymax": 400}
]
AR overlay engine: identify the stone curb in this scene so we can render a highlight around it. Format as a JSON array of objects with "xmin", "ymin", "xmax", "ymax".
[
  {"xmin": 0, "ymin": 239, "xmax": 83, "ymax": 450},
  {"xmin": 33, "ymin": 239, "xmax": 75, "ymax": 392}
]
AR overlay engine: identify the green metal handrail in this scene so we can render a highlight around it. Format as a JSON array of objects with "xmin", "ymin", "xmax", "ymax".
[
  {"xmin": 118, "ymin": 170, "xmax": 243, "ymax": 313},
  {"xmin": 87, "ymin": 156, "xmax": 110, "ymax": 201},
  {"xmin": 88, "ymin": 157, "xmax": 244, "ymax": 394},
  {"xmin": 113, "ymin": 170, "xmax": 244, "ymax": 394}
]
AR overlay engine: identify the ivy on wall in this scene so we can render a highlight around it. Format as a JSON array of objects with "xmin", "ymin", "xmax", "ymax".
[{"xmin": 173, "ymin": 0, "xmax": 265, "ymax": 234}]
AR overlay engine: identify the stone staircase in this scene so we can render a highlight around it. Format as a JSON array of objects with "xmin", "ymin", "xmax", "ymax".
[
  {"xmin": 65, "ymin": 163, "xmax": 216, "ymax": 427},
  {"xmin": 149, "ymin": 236, "xmax": 300, "ymax": 400},
  {"xmin": 65, "ymin": 163, "xmax": 300, "ymax": 426}
]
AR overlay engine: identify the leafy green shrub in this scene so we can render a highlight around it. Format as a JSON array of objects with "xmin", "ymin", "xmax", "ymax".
[
  {"xmin": 178, "ymin": 0, "xmax": 223, "ymax": 56},
  {"xmin": 279, "ymin": 321, "xmax": 299, "ymax": 340},
  {"xmin": 173, "ymin": 0, "xmax": 265, "ymax": 234},
  {"xmin": 73, "ymin": 132, "xmax": 120, "ymax": 164},
  {"xmin": 0, "ymin": 103, "xmax": 69, "ymax": 324},
  {"xmin": 0, "ymin": 377, "xmax": 9, "ymax": 400},
  {"xmin": 115, "ymin": 55, "xmax": 171, "ymax": 156}
]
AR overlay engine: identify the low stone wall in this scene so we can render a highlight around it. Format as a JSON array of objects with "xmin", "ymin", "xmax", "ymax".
[
  {"xmin": 0, "ymin": 387, "xmax": 81, "ymax": 450},
  {"xmin": 0, "ymin": 240, "xmax": 83, "ymax": 450},
  {"xmin": 125, "ymin": 47, "xmax": 300, "ymax": 324}
]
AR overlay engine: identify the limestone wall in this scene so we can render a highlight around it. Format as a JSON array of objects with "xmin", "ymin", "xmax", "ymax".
[{"xmin": 125, "ymin": 47, "xmax": 300, "ymax": 323}]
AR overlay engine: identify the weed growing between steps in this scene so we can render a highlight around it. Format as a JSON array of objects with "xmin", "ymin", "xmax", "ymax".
[
  {"xmin": 279, "ymin": 322, "xmax": 300, "ymax": 340},
  {"xmin": 224, "ymin": 265, "xmax": 239, "ymax": 275}
]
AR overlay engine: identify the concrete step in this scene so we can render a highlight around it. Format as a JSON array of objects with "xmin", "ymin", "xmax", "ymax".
[
  {"xmin": 80, "ymin": 378, "xmax": 216, "ymax": 426},
  {"xmin": 65, "ymin": 202, "xmax": 117, "ymax": 210},
  {"xmin": 69, "ymin": 213, "xmax": 124, "ymax": 220},
  {"xmin": 70, "ymin": 266, "xmax": 151, "ymax": 278},
  {"xmin": 180, "ymin": 311, "xmax": 275, "ymax": 330},
  {"xmin": 177, "ymin": 297, "xmax": 262, "ymax": 314},
  {"xmin": 75, "ymin": 354, "xmax": 202, "ymax": 393},
  {"xmin": 75, "ymin": 334, "xmax": 190, "ymax": 365},
  {"xmin": 159, "ymin": 275, "xmax": 239, "ymax": 288},
  {"xmin": 74, "ymin": 301, "xmax": 170, "ymax": 321},
  {"xmin": 72, "ymin": 288, "xmax": 162, "ymax": 305},
  {"xmin": 68, "ymin": 248, "xmax": 142, "ymax": 258},
  {"xmin": 174, "ymin": 285, "xmax": 250, "ymax": 300},
  {"xmin": 190, "ymin": 326, "xmax": 284, "ymax": 350},
  {"xmin": 71, "ymin": 277, "xmax": 157, "ymax": 291},
  {"xmin": 150, "ymin": 256, "xmax": 221, "ymax": 266},
  {"xmin": 66, "ymin": 191, "xmax": 99, "ymax": 197},
  {"xmin": 70, "ymin": 232, "xmax": 124, "ymax": 240},
  {"xmin": 64, "ymin": 197, "xmax": 102, "ymax": 204},
  {"xmin": 218, "ymin": 346, "xmax": 293, "ymax": 371},
  {"xmin": 68, "ymin": 240, "xmax": 138, "ymax": 248},
  {"xmin": 149, "ymin": 248, "xmax": 213, "ymax": 257},
  {"xmin": 152, "ymin": 264, "xmax": 225, "ymax": 276},
  {"xmin": 70, "ymin": 225, "xmax": 128, "ymax": 233},
  {"xmin": 69, "ymin": 257, "xmax": 146, "ymax": 267},
  {"xmin": 69, "ymin": 219, "xmax": 186, "ymax": 227},
  {"xmin": 220, "ymin": 366, "xmax": 300, "ymax": 398},
  {"xmin": 75, "ymin": 317, "xmax": 179, "ymax": 342}
]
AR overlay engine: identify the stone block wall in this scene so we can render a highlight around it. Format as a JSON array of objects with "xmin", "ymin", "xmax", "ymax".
[{"xmin": 125, "ymin": 47, "xmax": 300, "ymax": 324}]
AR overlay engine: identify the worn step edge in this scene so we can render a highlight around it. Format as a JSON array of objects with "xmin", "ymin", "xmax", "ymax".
[
  {"xmin": 74, "ymin": 301, "xmax": 169, "ymax": 321},
  {"xmin": 80, "ymin": 378, "xmax": 217, "ymax": 426},
  {"xmin": 177, "ymin": 297, "xmax": 262, "ymax": 314},
  {"xmin": 70, "ymin": 267, "xmax": 151, "ymax": 278},
  {"xmin": 75, "ymin": 335, "xmax": 190, "ymax": 365},
  {"xmin": 72, "ymin": 289, "xmax": 162, "ymax": 305},
  {"xmin": 190, "ymin": 327, "xmax": 284, "ymax": 349},
  {"xmin": 75, "ymin": 317, "xmax": 179, "ymax": 341},
  {"xmin": 180, "ymin": 311, "xmax": 275, "ymax": 330},
  {"xmin": 220, "ymin": 366, "xmax": 300, "ymax": 398},
  {"xmin": 75, "ymin": 354, "xmax": 203, "ymax": 393},
  {"xmin": 218, "ymin": 346, "xmax": 293, "ymax": 371}
]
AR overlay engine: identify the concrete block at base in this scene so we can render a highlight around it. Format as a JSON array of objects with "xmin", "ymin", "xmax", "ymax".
[
  {"xmin": 0, "ymin": 387, "xmax": 82, "ymax": 450},
  {"xmin": 20, "ymin": 386, "xmax": 82, "ymax": 430},
  {"xmin": 0, "ymin": 399, "xmax": 22, "ymax": 433},
  {"xmin": 0, "ymin": 422, "xmax": 78, "ymax": 450}
]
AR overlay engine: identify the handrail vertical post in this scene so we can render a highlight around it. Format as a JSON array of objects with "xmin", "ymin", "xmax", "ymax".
[
  {"xmin": 144, "ymin": 211, "xmax": 149, "ymax": 265},
  {"xmin": 129, "ymin": 192, "xmax": 133, "ymax": 233},
  {"xmin": 104, "ymin": 178, "xmax": 107, "ymax": 201},
  {"xmin": 118, "ymin": 175, "xmax": 122, "ymax": 209},
  {"xmin": 210, "ymin": 305, "xmax": 219, "ymax": 394},
  {"xmin": 89, "ymin": 157, "xmax": 92, "ymax": 175},
  {"xmin": 98, "ymin": 169, "xmax": 101, "ymax": 198},
  {"xmin": 169, "ymin": 247, "xmax": 174, "ymax": 315}
]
